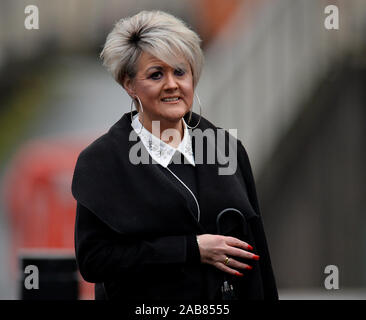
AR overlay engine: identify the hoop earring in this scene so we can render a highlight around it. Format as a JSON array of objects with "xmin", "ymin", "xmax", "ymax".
[
  {"xmin": 130, "ymin": 95, "xmax": 144, "ymax": 134},
  {"xmin": 186, "ymin": 93, "xmax": 202, "ymax": 129}
]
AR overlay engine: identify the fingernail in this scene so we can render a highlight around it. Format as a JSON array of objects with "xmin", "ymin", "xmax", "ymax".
[
  {"xmin": 235, "ymin": 272, "xmax": 244, "ymax": 277},
  {"xmin": 247, "ymin": 245, "xmax": 254, "ymax": 251},
  {"xmin": 252, "ymin": 255, "xmax": 260, "ymax": 260},
  {"xmin": 245, "ymin": 265, "xmax": 253, "ymax": 270}
]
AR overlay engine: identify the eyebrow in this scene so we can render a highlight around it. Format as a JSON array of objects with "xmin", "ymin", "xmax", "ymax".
[
  {"xmin": 146, "ymin": 66, "xmax": 163, "ymax": 72},
  {"xmin": 146, "ymin": 63, "xmax": 188, "ymax": 73}
]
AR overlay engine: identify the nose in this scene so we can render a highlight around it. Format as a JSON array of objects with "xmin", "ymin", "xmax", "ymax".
[{"xmin": 164, "ymin": 72, "xmax": 178, "ymax": 90}]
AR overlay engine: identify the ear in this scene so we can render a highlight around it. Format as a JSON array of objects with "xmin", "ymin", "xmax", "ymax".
[{"xmin": 122, "ymin": 76, "xmax": 135, "ymax": 97}]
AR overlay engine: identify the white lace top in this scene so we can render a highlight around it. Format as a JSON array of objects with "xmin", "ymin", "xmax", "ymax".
[{"xmin": 131, "ymin": 113, "xmax": 195, "ymax": 167}]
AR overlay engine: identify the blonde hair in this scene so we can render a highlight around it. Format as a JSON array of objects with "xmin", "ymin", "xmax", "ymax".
[{"xmin": 100, "ymin": 10, "xmax": 204, "ymax": 88}]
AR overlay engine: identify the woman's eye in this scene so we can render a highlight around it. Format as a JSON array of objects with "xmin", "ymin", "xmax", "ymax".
[
  {"xmin": 175, "ymin": 69, "xmax": 185, "ymax": 76},
  {"xmin": 150, "ymin": 71, "xmax": 162, "ymax": 80}
]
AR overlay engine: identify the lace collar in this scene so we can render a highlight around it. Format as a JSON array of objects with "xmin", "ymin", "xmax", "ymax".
[{"xmin": 131, "ymin": 114, "xmax": 195, "ymax": 167}]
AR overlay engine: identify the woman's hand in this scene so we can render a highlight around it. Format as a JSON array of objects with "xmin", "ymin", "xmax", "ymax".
[{"xmin": 196, "ymin": 234, "xmax": 259, "ymax": 277}]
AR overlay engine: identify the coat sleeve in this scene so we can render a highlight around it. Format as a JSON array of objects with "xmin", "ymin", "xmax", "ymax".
[
  {"xmin": 75, "ymin": 202, "xmax": 201, "ymax": 283},
  {"xmin": 237, "ymin": 141, "xmax": 279, "ymax": 300}
]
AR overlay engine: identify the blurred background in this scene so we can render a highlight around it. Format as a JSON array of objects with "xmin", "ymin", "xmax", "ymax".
[{"xmin": 0, "ymin": 0, "xmax": 365, "ymax": 299}]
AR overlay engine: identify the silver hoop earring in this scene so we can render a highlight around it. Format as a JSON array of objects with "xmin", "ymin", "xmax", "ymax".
[
  {"xmin": 186, "ymin": 93, "xmax": 202, "ymax": 129},
  {"xmin": 130, "ymin": 95, "xmax": 144, "ymax": 134}
]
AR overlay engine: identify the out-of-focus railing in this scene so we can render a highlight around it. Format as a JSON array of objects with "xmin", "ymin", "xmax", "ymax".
[{"xmin": 198, "ymin": 0, "xmax": 366, "ymax": 174}]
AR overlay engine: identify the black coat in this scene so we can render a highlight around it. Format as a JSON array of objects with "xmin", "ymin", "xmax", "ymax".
[{"xmin": 72, "ymin": 111, "xmax": 278, "ymax": 300}]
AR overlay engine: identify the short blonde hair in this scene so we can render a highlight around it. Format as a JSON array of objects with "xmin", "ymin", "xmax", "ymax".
[{"xmin": 100, "ymin": 10, "xmax": 204, "ymax": 88}]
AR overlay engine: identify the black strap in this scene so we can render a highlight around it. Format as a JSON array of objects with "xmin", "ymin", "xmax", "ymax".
[{"xmin": 216, "ymin": 208, "xmax": 247, "ymax": 300}]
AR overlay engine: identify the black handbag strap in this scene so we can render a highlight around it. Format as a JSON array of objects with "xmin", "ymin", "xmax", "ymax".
[
  {"xmin": 216, "ymin": 208, "xmax": 247, "ymax": 236},
  {"xmin": 216, "ymin": 208, "xmax": 246, "ymax": 300}
]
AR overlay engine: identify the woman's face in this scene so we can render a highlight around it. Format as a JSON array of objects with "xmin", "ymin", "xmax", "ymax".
[{"xmin": 124, "ymin": 51, "xmax": 194, "ymax": 126}]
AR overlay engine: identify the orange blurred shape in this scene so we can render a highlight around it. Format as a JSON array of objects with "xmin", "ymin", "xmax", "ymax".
[
  {"xmin": 3, "ymin": 138, "xmax": 94, "ymax": 300},
  {"xmin": 195, "ymin": 0, "xmax": 263, "ymax": 45}
]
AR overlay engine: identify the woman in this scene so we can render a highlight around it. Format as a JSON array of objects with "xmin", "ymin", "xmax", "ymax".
[{"xmin": 72, "ymin": 10, "xmax": 278, "ymax": 300}]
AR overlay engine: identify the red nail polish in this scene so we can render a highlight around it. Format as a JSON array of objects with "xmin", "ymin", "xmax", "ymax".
[
  {"xmin": 235, "ymin": 272, "xmax": 243, "ymax": 277},
  {"xmin": 247, "ymin": 245, "xmax": 254, "ymax": 251},
  {"xmin": 245, "ymin": 265, "xmax": 253, "ymax": 270},
  {"xmin": 252, "ymin": 255, "xmax": 260, "ymax": 260}
]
